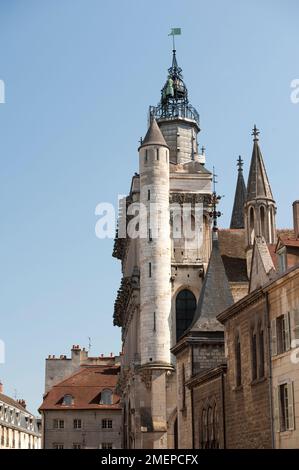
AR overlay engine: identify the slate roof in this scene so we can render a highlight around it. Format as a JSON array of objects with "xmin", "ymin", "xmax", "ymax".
[
  {"xmin": 189, "ymin": 235, "xmax": 234, "ymax": 332},
  {"xmin": 246, "ymin": 138, "xmax": 273, "ymax": 201},
  {"xmin": 39, "ymin": 365, "xmax": 121, "ymax": 411},
  {"xmin": 230, "ymin": 163, "xmax": 246, "ymax": 229},
  {"xmin": 139, "ymin": 118, "xmax": 168, "ymax": 149},
  {"xmin": 0, "ymin": 392, "xmax": 27, "ymax": 412},
  {"xmin": 0, "ymin": 392, "xmax": 40, "ymax": 434},
  {"xmin": 218, "ymin": 229, "xmax": 248, "ymax": 282},
  {"xmin": 221, "ymin": 256, "xmax": 248, "ymax": 282}
]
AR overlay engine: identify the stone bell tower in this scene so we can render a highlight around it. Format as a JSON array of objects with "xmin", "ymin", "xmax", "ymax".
[
  {"xmin": 113, "ymin": 47, "xmax": 212, "ymax": 450},
  {"xmin": 149, "ymin": 49, "xmax": 201, "ymax": 164}
]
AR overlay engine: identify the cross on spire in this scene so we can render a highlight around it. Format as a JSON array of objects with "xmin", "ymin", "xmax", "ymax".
[
  {"xmin": 237, "ymin": 155, "xmax": 244, "ymax": 172},
  {"xmin": 252, "ymin": 124, "xmax": 260, "ymax": 141},
  {"xmin": 209, "ymin": 167, "xmax": 222, "ymax": 236}
]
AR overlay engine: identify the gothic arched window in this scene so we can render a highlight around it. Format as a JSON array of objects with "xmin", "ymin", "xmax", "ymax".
[
  {"xmin": 176, "ymin": 289, "xmax": 197, "ymax": 341},
  {"xmin": 249, "ymin": 207, "xmax": 255, "ymax": 244},
  {"xmin": 213, "ymin": 403, "xmax": 220, "ymax": 448},
  {"xmin": 251, "ymin": 327, "xmax": 258, "ymax": 381},
  {"xmin": 235, "ymin": 334, "xmax": 242, "ymax": 387},
  {"xmin": 207, "ymin": 406, "xmax": 213, "ymax": 448},
  {"xmin": 258, "ymin": 322, "xmax": 265, "ymax": 378},
  {"xmin": 260, "ymin": 206, "xmax": 266, "ymax": 238},
  {"xmin": 269, "ymin": 207, "xmax": 275, "ymax": 243},
  {"xmin": 201, "ymin": 408, "xmax": 208, "ymax": 449}
]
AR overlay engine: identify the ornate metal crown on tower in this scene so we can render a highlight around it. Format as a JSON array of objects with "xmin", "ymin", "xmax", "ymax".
[{"xmin": 149, "ymin": 50, "xmax": 200, "ymax": 125}]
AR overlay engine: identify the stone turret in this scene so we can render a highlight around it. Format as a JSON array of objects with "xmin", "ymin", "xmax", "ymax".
[{"xmin": 138, "ymin": 118, "xmax": 172, "ymax": 366}]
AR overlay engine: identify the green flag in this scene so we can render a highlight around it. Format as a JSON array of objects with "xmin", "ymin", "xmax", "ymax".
[{"xmin": 169, "ymin": 28, "xmax": 181, "ymax": 36}]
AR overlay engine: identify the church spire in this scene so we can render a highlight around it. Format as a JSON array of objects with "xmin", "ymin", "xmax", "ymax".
[
  {"xmin": 246, "ymin": 125, "xmax": 273, "ymax": 201},
  {"xmin": 230, "ymin": 156, "xmax": 247, "ymax": 229},
  {"xmin": 170, "ymin": 49, "xmax": 181, "ymax": 77},
  {"xmin": 244, "ymin": 126, "xmax": 277, "ymax": 275}
]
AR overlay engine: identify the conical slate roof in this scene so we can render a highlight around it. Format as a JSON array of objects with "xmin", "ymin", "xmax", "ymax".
[
  {"xmin": 189, "ymin": 236, "xmax": 234, "ymax": 332},
  {"xmin": 230, "ymin": 157, "xmax": 247, "ymax": 229},
  {"xmin": 140, "ymin": 118, "xmax": 168, "ymax": 149},
  {"xmin": 246, "ymin": 136, "xmax": 273, "ymax": 202}
]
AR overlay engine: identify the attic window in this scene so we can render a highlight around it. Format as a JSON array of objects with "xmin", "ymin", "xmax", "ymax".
[
  {"xmin": 277, "ymin": 248, "xmax": 287, "ymax": 273},
  {"xmin": 62, "ymin": 394, "xmax": 74, "ymax": 406},
  {"xmin": 100, "ymin": 389, "xmax": 113, "ymax": 405}
]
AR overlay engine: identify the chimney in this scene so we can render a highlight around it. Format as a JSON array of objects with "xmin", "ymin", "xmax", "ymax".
[
  {"xmin": 0, "ymin": 381, "xmax": 3, "ymax": 393},
  {"xmin": 17, "ymin": 399, "xmax": 26, "ymax": 409},
  {"xmin": 293, "ymin": 201, "xmax": 299, "ymax": 239}
]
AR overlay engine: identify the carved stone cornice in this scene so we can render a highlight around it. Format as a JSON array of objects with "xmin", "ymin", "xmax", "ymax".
[
  {"xmin": 113, "ymin": 270, "xmax": 140, "ymax": 327},
  {"xmin": 112, "ymin": 195, "xmax": 133, "ymax": 261},
  {"xmin": 169, "ymin": 192, "xmax": 212, "ymax": 206}
]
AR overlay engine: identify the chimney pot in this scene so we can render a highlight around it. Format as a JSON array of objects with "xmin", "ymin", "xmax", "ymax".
[{"xmin": 0, "ymin": 381, "xmax": 3, "ymax": 393}]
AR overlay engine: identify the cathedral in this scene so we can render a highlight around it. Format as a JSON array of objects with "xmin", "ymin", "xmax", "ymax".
[{"xmin": 112, "ymin": 49, "xmax": 299, "ymax": 449}]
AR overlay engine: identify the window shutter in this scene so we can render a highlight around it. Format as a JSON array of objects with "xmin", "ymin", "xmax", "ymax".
[
  {"xmin": 271, "ymin": 319, "xmax": 277, "ymax": 356},
  {"xmin": 294, "ymin": 308, "xmax": 299, "ymax": 341},
  {"xmin": 287, "ymin": 382, "xmax": 295, "ymax": 431},
  {"xmin": 284, "ymin": 312, "xmax": 291, "ymax": 351},
  {"xmin": 273, "ymin": 386, "xmax": 280, "ymax": 433}
]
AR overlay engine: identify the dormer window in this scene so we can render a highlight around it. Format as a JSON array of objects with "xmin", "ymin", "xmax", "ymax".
[
  {"xmin": 277, "ymin": 247, "xmax": 287, "ymax": 273},
  {"xmin": 62, "ymin": 394, "xmax": 74, "ymax": 406},
  {"xmin": 100, "ymin": 389, "xmax": 113, "ymax": 405}
]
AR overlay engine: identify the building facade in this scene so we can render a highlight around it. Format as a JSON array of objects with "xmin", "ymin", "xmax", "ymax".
[
  {"xmin": 0, "ymin": 383, "xmax": 41, "ymax": 449},
  {"xmin": 269, "ymin": 259, "xmax": 299, "ymax": 447},
  {"xmin": 40, "ymin": 347, "xmax": 122, "ymax": 449},
  {"xmin": 189, "ymin": 200, "xmax": 299, "ymax": 449},
  {"xmin": 111, "ymin": 45, "xmax": 298, "ymax": 449}
]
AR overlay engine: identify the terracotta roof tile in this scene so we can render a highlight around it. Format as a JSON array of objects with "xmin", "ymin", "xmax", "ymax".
[
  {"xmin": 277, "ymin": 229, "xmax": 295, "ymax": 239},
  {"xmin": 279, "ymin": 239, "xmax": 299, "ymax": 248},
  {"xmin": 39, "ymin": 365, "xmax": 121, "ymax": 411}
]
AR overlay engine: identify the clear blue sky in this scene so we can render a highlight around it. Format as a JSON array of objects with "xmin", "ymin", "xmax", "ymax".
[{"xmin": 0, "ymin": 0, "xmax": 298, "ymax": 414}]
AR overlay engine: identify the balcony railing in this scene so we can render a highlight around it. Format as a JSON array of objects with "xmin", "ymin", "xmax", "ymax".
[{"xmin": 149, "ymin": 103, "xmax": 200, "ymax": 126}]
